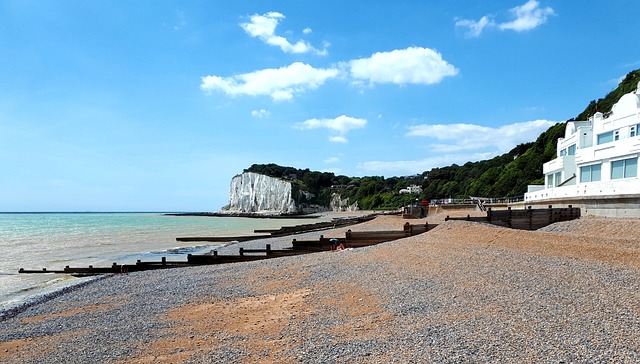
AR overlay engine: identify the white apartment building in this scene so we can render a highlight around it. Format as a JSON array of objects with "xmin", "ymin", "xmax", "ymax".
[{"xmin": 525, "ymin": 82, "xmax": 640, "ymax": 202}]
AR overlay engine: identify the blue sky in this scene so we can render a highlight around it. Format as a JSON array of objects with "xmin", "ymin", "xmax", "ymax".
[{"xmin": 1, "ymin": 1, "xmax": 639, "ymax": 211}]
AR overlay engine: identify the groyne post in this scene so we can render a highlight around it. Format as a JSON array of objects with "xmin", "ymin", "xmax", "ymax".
[{"xmin": 508, "ymin": 207, "xmax": 512, "ymax": 228}]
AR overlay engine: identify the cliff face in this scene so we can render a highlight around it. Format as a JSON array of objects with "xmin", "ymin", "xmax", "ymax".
[
  {"xmin": 329, "ymin": 193, "xmax": 359, "ymax": 212},
  {"xmin": 224, "ymin": 172, "xmax": 298, "ymax": 214}
]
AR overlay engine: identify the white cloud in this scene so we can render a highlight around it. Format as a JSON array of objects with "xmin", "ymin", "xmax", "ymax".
[
  {"xmin": 200, "ymin": 62, "xmax": 340, "ymax": 101},
  {"xmin": 349, "ymin": 47, "xmax": 458, "ymax": 86},
  {"xmin": 240, "ymin": 12, "xmax": 327, "ymax": 55},
  {"xmin": 455, "ymin": 16, "xmax": 495, "ymax": 38},
  {"xmin": 251, "ymin": 109, "xmax": 271, "ymax": 118},
  {"xmin": 455, "ymin": 1, "xmax": 554, "ymax": 37},
  {"xmin": 294, "ymin": 115, "xmax": 367, "ymax": 143},
  {"xmin": 406, "ymin": 119, "xmax": 557, "ymax": 153},
  {"xmin": 358, "ymin": 119, "xmax": 557, "ymax": 176},
  {"xmin": 358, "ymin": 152, "xmax": 494, "ymax": 176},
  {"xmin": 329, "ymin": 136, "xmax": 348, "ymax": 143},
  {"xmin": 324, "ymin": 157, "xmax": 340, "ymax": 163},
  {"xmin": 499, "ymin": 0, "xmax": 555, "ymax": 32}
]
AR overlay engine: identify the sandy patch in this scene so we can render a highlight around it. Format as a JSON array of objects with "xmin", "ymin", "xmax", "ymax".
[{"xmin": 128, "ymin": 288, "xmax": 315, "ymax": 364}]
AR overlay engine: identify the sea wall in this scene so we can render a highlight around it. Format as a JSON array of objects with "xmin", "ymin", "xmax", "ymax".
[
  {"xmin": 512, "ymin": 194, "xmax": 640, "ymax": 218},
  {"xmin": 223, "ymin": 172, "xmax": 298, "ymax": 214}
]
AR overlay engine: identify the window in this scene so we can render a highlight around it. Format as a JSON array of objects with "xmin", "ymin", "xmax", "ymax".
[
  {"xmin": 568, "ymin": 144, "xmax": 576, "ymax": 155},
  {"xmin": 611, "ymin": 157, "xmax": 638, "ymax": 179},
  {"xmin": 547, "ymin": 174, "xmax": 554, "ymax": 188},
  {"xmin": 560, "ymin": 149, "xmax": 567, "ymax": 156},
  {"xmin": 554, "ymin": 172, "xmax": 562, "ymax": 186},
  {"xmin": 597, "ymin": 131, "xmax": 613, "ymax": 145},
  {"xmin": 580, "ymin": 164, "xmax": 601, "ymax": 183},
  {"xmin": 614, "ymin": 130, "xmax": 620, "ymax": 141},
  {"xmin": 631, "ymin": 125, "xmax": 637, "ymax": 138}
]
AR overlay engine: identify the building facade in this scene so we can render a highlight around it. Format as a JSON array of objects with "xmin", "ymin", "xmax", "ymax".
[{"xmin": 525, "ymin": 82, "xmax": 640, "ymax": 202}]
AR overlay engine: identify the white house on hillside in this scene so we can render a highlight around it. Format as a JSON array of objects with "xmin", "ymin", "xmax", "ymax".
[
  {"xmin": 525, "ymin": 82, "xmax": 640, "ymax": 202},
  {"xmin": 399, "ymin": 185, "xmax": 423, "ymax": 194}
]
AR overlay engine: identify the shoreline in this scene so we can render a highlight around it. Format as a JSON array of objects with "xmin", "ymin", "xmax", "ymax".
[
  {"xmin": 0, "ymin": 211, "xmax": 379, "ymax": 320},
  {"xmin": 2, "ymin": 211, "xmax": 640, "ymax": 362}
]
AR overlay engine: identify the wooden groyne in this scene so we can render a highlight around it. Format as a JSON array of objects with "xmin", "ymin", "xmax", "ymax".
[
  {"xmin": 445, "ymin": 205, "xmax": 581, "ymax": 230},
  {"xmin": 18, "ymin": 221, "xmax": 432, "ymax": 277},
  {"xmin": 176, "ymin": 214, "xmax": 376, "ymax": 242}
]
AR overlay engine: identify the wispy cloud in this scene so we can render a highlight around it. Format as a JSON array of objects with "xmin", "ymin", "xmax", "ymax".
[
  {"xmin": 241, "ymin": 12, "xmax": 328, "ymax": 55},
  {"xmin": 455, "ymin": 16, "xmax": 495, "ymax": 38},
  {"xmin": 406, "ymin": 119, "xmax": 556, "ymax": 153},
  {"xmin": 358, "ymin": 152, "xmax": 495, "ymax": 176},
  {"xmin": 251, "ymin": 109, "xmax": 271, "ymax": 119},
  {"xmin": 456, "ymin": 0, "xmax": 554, "ymax": 38},
  {"xmin": 359, "ymin": 119, "xmax": 557, "ymax": 175},
  {"xmin": 173, "ymin": 9, "xmax": 187, "ymax": 30},
  {"xmin": 294, "ymin": 115, "xmax": 367, "ymax": 143},
  {"xmin": 200, "ymin": 62, "xmax": 340, "ymax": 101},
  {"xmin": 348, "ymin": 47, "xmax": 458, "ymax": 86}
]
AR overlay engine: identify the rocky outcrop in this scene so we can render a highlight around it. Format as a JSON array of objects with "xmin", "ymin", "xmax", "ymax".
[
  {"xmin": 329, "ymin": 193, "xmax": 359, "ymax": 212},
  {"xmin": 222, "ymin": 172, "xmax": 298, "ymax": 215}
]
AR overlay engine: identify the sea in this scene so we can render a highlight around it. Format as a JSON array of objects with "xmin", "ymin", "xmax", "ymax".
[{"xmin": 0, "ymin": 212, "xmax": 331, "ymax": 315}]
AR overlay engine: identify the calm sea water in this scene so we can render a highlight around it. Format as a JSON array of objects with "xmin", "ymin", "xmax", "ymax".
[{"xmin": 0, "ymin": 212, "xmax": 329, "ymax": 313}]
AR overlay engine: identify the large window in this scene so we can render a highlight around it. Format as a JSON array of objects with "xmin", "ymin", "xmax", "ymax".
[
  {"xmin": 560, "ymin": 149, "xmax": 567, "ymax": 156},
  {"xmin": 580, "ymin": 164, "xmax": 601, "ymax": 183},
  {"xmin": 568, "ymin": 144, "xmax": 576, "ymax": 155},
  {"xmin": 547, "ymin": 174, "xmax": 554, "ymax": 188},
  {"xmin": 597, "ymin": 131, "xmax": 614, "ymax": 145},
  {"xmin": 611, "ymin": 158, "xmax": 638, "ymax": 179},
  {"xmin": 631, "ymin": 124, "xmax": 640, "ymax": 138}
]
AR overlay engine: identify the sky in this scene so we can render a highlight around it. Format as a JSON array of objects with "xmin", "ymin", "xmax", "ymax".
[{"xmin": 1, "ymin": 1, "xmax": 639, "ymax": 212}]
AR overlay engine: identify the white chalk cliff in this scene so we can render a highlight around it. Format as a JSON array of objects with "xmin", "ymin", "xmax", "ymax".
[
  {"xmin": 329, "ymin": 193, "xmax": 359, "ymax": 212},
  {"xmin": 223, "ymin": 172, "xmax": 298, "ymax": 214}
]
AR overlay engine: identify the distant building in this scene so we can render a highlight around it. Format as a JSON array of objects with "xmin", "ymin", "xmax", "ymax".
[
  {"xmin": 525, "ymin": 82, "xmax": 640, "ymax": 202},
  {"xmin": 399, "ymin": 185, "xmax": 423, "ymax": 194}
]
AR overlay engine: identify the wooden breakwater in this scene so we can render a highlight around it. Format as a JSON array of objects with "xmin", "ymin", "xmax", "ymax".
[
  {"xmin": 445, "ymin": 205, "xmax": 581, "ymax": 230},
  {"xmin": 176, "ymin": 214, "xmax": 376, "ymax": 242},
  {"xmin": 19, "ymin": 221, "xmax": 432, "ymax": 277}
]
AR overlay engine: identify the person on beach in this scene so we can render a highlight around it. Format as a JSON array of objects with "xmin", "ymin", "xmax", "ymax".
[{"xmin": 330, "ymin": 238, "xmax": 339, "ymax": 250}]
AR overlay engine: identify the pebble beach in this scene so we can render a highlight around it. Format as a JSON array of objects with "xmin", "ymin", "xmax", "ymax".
[{"xmin": 1, "ymin": 210, "xmax": 639, "ymax": 363}]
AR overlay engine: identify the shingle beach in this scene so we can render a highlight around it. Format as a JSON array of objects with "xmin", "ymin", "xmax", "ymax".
[{"xmin": 1, "ymin": 210, "xmax": 639, "ymax": 363}]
